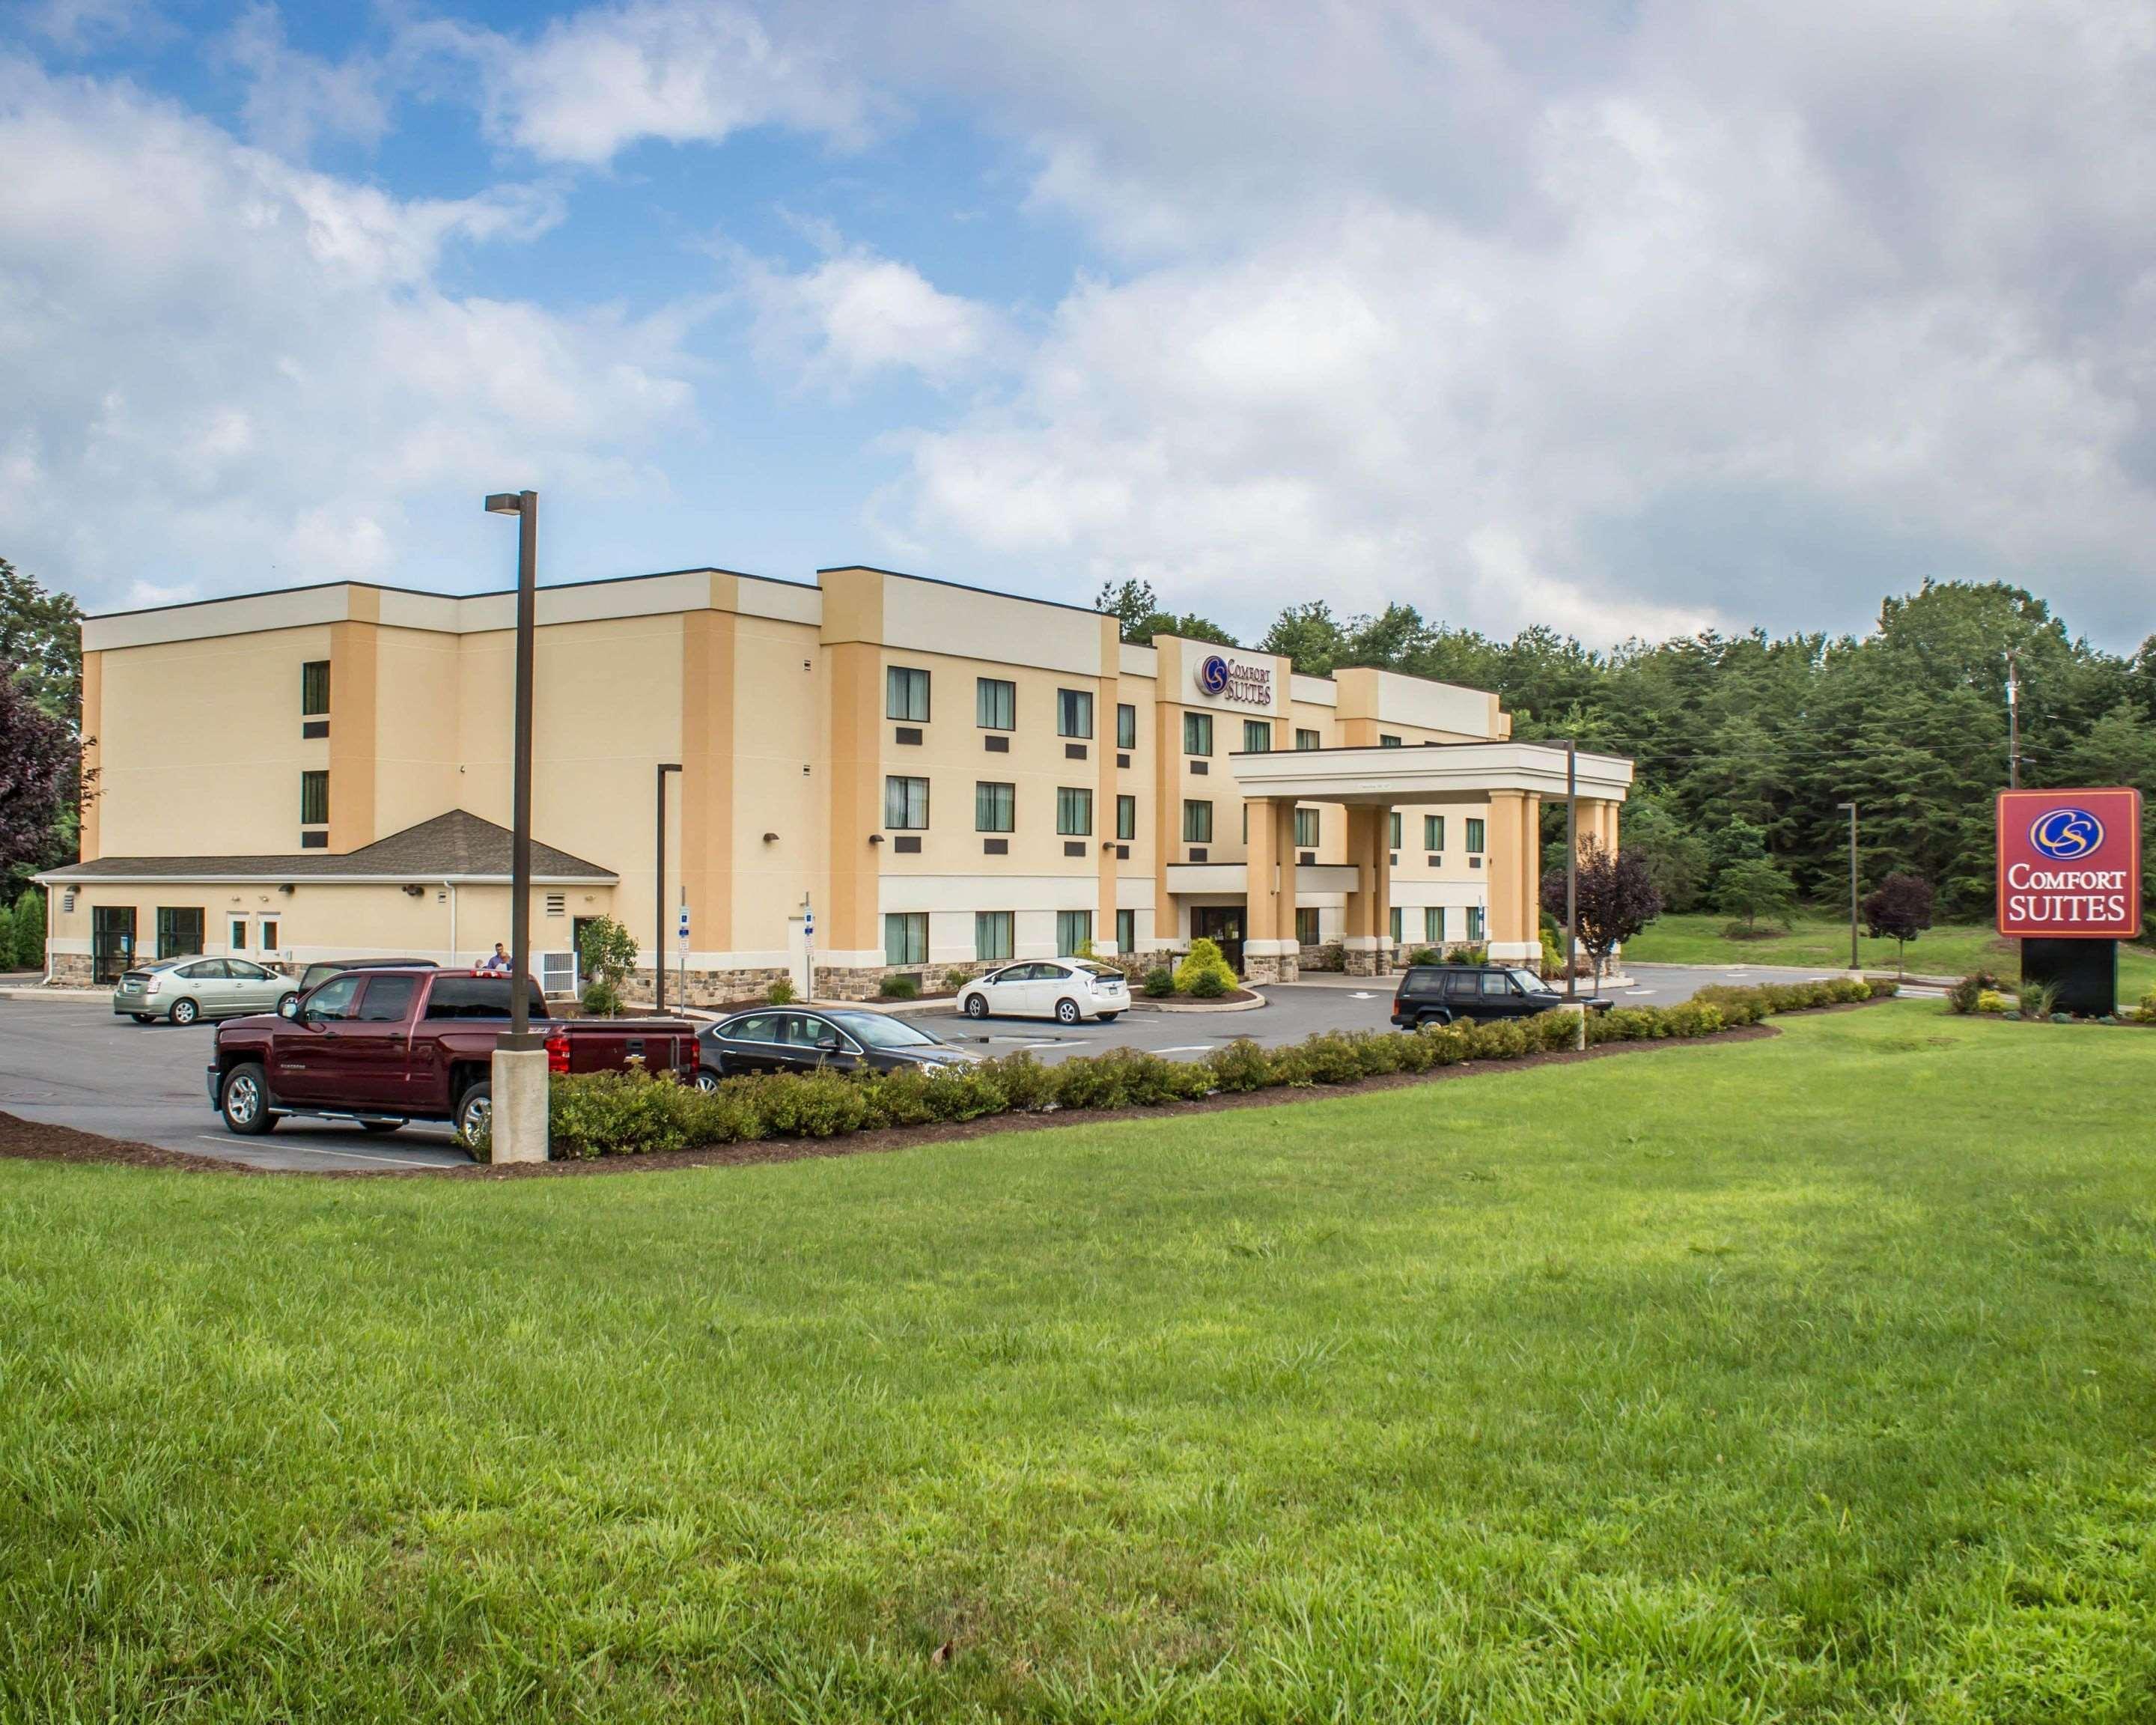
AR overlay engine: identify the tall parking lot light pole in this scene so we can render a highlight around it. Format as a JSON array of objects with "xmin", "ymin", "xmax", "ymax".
[
  {"xmin": 1837, "ymin": 800, "xmax": 1860, "ymax": 971},
  {"xmin": 484, "ymin": 489, "xmax": 544, "ymax": 1163}
]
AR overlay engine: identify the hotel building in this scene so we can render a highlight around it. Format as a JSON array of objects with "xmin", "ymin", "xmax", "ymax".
[{"xmin": 40, "ymin": 565, "xmax": 1633, "ymax": 999}]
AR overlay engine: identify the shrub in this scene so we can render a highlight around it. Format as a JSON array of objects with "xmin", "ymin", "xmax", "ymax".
[
  {"xmin": 1406, "ymin": 947, "xmax": 1442, "ymax": 967},
  {"xmin": 549, "ymin": 1070, "xmax": 698, "ymax": 1158},
  {"xmin": 863, "ymin": 1065, "xmax": 937, "ymax": 1128},
  {"xmin": 1945, "ymin": 972, "xmax": 2000, "ymax": 1014},
  {"xmin": 921, "ymin": 1062, "xmax": 1011, "ymax": 1119},
  {"xmin": 879, "ymin": 973, "xmax": 920, "ymax": 1001},
  {"xmin": 2129, "ymin": 986, "xmax": 2156, "ymax": 1026},
  {"xmin": 12, "ymin": 886, "xmax": 45, "ymax": 970},
  {"xmin": 1976, "ymin": 989, "xmax": 2011, "ymax": 1015},
  {"xmin": 1189, "ymin": 968, "xmax": 1229, "ymax": 1000},
  {"xmin": 1053, "ymin": 1053, "xmax": 1131, "ymax": 1110},
  {"xmin": 1867, "ymin": 978, "xmax": 1901, "ymax": 1000},
  {"xmin": 1142, "ymin": 967, "xmax": 1175, "ymax": 999},
  {"xmin": 1825, "ymin": 976, "xmax": 1874, "ymax": 1004},
  {"xmin": 1206, "ymin": 1038, "xmax": 1273, "ymax": 1092},
  {"xmin": 1660, "ymin": 1001, "xmax": 1726, "ymax": 1038},
  {"xmin": 1465, "ymin": 1017, "xmax": 1532, "ymax": 1060},
  {"xmin": 1174, "ymin": 937, "xmax": 1237, "ymax": 996},
  {"xmin": 747, "ymin": 1069, "xmax": 872, "ymax": 1137},
  {"xmin": 576, "ymin": 916, "xmax": 639, "ymax": 1014},
  {"xmin": 2016, "ymin": 979, "xmax": 2059, "ymax": 1020},
  {"xmin": 989, "ymin": 1052, "xmax": 1056, "ymax": 1112},
  {"xmin": 765, "ymin": 976, "xmax": 797, "ymax": 1006},
  {"xmin": 1445, "ymin": 943, "xmax": 1487, "ymax": 966},
  {"xmin": 1690, "ymin": 984, "xmax": 1769, "ymax": 1026},
  {"xmin": 943, "ymin": 968, "xmax": 971, "ymax": 993}
]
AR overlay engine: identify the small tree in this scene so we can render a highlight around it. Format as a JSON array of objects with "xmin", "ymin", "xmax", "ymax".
[
  {"xmin": 10, "ymin": 886, "xmax": 42, "ymax": 970},
  {"xmin": 1173, "ymin": 937, "xmax": 1237, "ymax": 995},
  {"xmin": 1541, "ymin": 836, "xmax": 1662, "ymax": 988},
  {"xmin": 576, "ymin": 915, "xmax": 639, "ymax": 1017},
  {"xmin": 1714, "ymin": 857, "xmax": 1797, "ymax": 935},
  {"xmin": 1862, "ymin": 871, "xmax": 1934, "ymax": 977},
  {"xmin": 0, "ymin": 666, "xmax": 72, "ymax": 880}
]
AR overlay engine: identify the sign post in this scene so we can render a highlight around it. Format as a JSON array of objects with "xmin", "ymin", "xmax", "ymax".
[
  {"xmin": 677, "ymin": 901, "xmax": 689, "ymax": 1010},
  {"xmin": 802, "ymin": 893, "xmax": 815, "ymax": 1002},
  {"xmin": 1996, "ymin": 787, "xmax": 2143, "ymax": 1015}
]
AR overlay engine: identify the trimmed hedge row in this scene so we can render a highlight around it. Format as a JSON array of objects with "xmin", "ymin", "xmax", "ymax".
[{"xmin": 524, "ymin": 976, "xmax": 1896, "ymax": 1160}]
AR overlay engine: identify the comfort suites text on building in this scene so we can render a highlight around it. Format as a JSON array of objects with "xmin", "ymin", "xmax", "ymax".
[{"xmin": 40, "ymin": 565, "xmax": 1633, "ymax": 1000}]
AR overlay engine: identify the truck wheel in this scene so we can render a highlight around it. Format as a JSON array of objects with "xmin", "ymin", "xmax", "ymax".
[
  {"xmin": 169, "ymin": 997, "xmax": 199, "ymax": 1026},
  {"xmin": 455, "ymin": 1082, "xmax": 492, "ymax": 1146},
  {"xmin": 1417, "ymin": 1010, "xmax": 1452, "ymax": 1028},
  {"xmin": 221, "ymin": 1063, "xmax": 277, "ymax": 1135}
]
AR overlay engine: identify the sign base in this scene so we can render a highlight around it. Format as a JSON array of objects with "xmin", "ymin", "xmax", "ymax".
[{"xmin": 2021, "ymin": 938, "xmax": 2116, "ymax": 1017}]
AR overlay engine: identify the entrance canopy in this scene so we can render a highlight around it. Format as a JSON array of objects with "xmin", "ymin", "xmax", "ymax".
[
  {"xmin": 1227, "ymin": 740, "xmax": 1633, "ymax": 806},
  {"xmin": 1224, "ymin": 740, "xmax": 1636, "ymax": 975}
]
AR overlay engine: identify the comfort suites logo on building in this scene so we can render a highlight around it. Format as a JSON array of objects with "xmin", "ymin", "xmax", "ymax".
[
  {"xmin": 1995, "ymin": 787, "xmax": 2143, "ymax": 939},
  {"xmin": 1196, "ymin": 653, "xmax": 1273, "ymax": 708}
]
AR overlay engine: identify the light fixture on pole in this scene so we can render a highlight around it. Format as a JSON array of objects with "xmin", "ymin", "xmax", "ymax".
[
  {"xmin": 1836, "ymin": 800, "xmax": 1859, "ymax": 971},
  {"xmin": 484, "ymin": 488, "xmax": 544, "ymax": 1163},
  {"xmin": 2004, "ymin": 649, "xmax": 2021, "ymax": 790}
]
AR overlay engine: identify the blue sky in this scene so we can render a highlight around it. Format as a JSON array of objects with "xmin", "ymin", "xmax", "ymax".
[{"xmin": 4, "ymin": 0, "xmax": 2153, "ymax": 649}]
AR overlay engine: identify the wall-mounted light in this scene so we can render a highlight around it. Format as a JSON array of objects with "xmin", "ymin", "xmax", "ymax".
[
  {"xmin": 868, "ymin": 833, "xmax": 885, "ymax": 845},
  {"xmin": 403, "ymin": 884, "xmax": 424, "ymax": 897},
  {"xmin": 762, "ymin": 832, "xmax": 779, "ymax": 843},
  {"xmin": 278, "ymin": 884, "xmax": 296, "ymax": 895}
]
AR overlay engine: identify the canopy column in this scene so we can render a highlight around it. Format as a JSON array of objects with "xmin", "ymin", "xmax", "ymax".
[
  {"xmin": 1486, "ymin": 789, "xmax": 1541, "ymax": 961},
  {"xmin": 1243, "ymin": 799, "xmax": 1300, "ymax": 984},
  {"xmin": 1342, "ymin": 805, "xmax": 1390, "ymax": 976}
]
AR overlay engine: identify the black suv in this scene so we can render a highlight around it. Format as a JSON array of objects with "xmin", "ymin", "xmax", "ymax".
[{"xmin": 1389, "ymin": 964, "xmax": 1610, "ymax": 1028}]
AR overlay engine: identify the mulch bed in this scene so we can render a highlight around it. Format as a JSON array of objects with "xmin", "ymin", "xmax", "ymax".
[{"xmin": 0, "ymin": 1016, "xmax": 1830, "ymax": 1181}]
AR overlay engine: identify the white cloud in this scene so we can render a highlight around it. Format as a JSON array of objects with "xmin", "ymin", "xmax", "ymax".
[
  {"xmin": 0, "ymin": 58, "xmax": 698, "ymax": 610},
  {"xmin": 222, "ymin": 3, "xmax": 389, "ymax": 159},
  {"xmin": 733, "ymin": 242, "xmax": 1005, "ymax": 395},
  {"xmin": 454, "ymin": 0, "xmax": 872, "ymax": 165}
]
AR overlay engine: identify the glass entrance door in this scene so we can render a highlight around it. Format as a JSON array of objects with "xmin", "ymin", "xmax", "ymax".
[
  {"xmin": 91, "ymin": 906, "xmax": 137, "ymax": 984},
  {"xmin": 1190, "ymin": 905, "xmax": 1246, "ymax": 976}
]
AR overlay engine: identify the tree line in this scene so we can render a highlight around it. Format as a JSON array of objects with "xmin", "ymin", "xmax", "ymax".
[{"xmin": 1098, "ymin": 576, "xmax": 2156, "ymax": 920}]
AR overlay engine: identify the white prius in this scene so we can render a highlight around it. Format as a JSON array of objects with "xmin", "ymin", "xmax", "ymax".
[{"xmin": 956, "ymin": 959, "xmax": 1130, "ymax": 1025}]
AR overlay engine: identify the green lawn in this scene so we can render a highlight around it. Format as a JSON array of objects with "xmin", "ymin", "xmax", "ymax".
[
  {"xmin": 3, "ymin": 1006, "xmax": 2154, "ymax": 1722},
  {"xmin": 1627, "ymin": 910, "xmax": 2156, "ymax": 995}
]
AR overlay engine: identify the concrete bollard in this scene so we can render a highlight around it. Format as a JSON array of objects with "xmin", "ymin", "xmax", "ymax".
[
  {"xmin": 1563, "ymin": 1002, "xmax": 1588, "ymax": 1051},
  {"xmin": 490, "ymin": 1045, "xmax": 549, "ymax": 1163}
]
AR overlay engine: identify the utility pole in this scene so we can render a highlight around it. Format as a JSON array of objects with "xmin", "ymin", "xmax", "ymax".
[
  {"xmin": 2005, "ymin": 650, "xmax": 2021, "ymax": 790},
  {"xmin": 1836, "ymin": 800, "xmax": 1859, "ymax": 970},
  {"xmin": 1564, "ymin": 740, "xmax": 1578, "ymax": 1002}
]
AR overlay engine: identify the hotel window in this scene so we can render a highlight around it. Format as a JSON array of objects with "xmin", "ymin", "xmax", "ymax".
[
  {"xmin": 1116, "ymin": 908, "xmax": 1136, "ymax": 955},
  {"xmin": 1182, "ymin": 800, "xmax": 1213, "ymax": 843},
  {"xmin": 1056, "ymin": 786, "xmax": 1093, "ymax": 836},
  {"xmin": 884, "ymin": 776, "xmax": 930, "ymax": 830},
  {"xmin": 975, "ymin": 782, "xmax": 1015, "ymax": 833},
  {"xmin": 1116, "ymin": 703, "xmax": 1137, "ymax": 749},
  {"xmin": 301, "ymin": 660, "xmax": 330, "ymax": 717},
  {"xmin": 1184, "ymin": 711, "xmax": 1212, "ymax": 755},
  {"xmin": 156, "ymin": 907, "xmax": 204, "ymax": 960},
  {"xmin": 1242, "ymin": 719, "xmax": 1271, "ymax": 752},
  {"xmin": 1380, "ymin": 733, "xmax": 1403, "ymax": 747},
  {"xmin": 1467, "ymin": 905, "xmax": 1486, "ymax": 940},
  {"xmin": 975, "ymin": 677, "xmax": 1015, "ymax": 731},
  {"xmin": 299, "ymin": 770, "xmax": 329, "ymax": 827},
  {"xmin": 1116, "ymin": 794, "xmax": 1136, "ymax": 841},
  {"xmin": 1056, "ymin": 910, "xmax": 1093, "ymax": 955},
  {"xmin": 1465, "ymin": 818, "xmax": 1486, "ymax": 854},
  {"xmin": 1389, "ymin": 810, "xmax": 1402, "ymax": 849},
  {"xmin": 974, "ymin": 910, "xmax": 1014, "ymax": 961},
  {"xmin": 1057, "ymin": 688, "xmax": 1094, "ymax": 738},
  {"xmin": 883, "ymin": 912, "xmax": 928, "ymax": 967},
  {"xmin": 1389, "ymin": 906, "xmax": 1404, "ymax": 944},
  {"xmin": 1295, "ymin": 727, "xmax": 1321, "ymax": 750},
  {"xmin": 1425, "ymin": 906, "xmax": 1446, "ymax": 944},
  {"xmin": 1424, "ymin": 815, "xmax": 1446, "ymax": 851},
  {"xmin": 1295, "ymin": 907, "xmax": 1319, "ymax": 946},
  {"xmin": 886, "ymin": 666, "xmax": 930, "ymax": 722},
  {"xmin": 1294, "ymin": 806, "xmax": 1320, "ymax": 848}
]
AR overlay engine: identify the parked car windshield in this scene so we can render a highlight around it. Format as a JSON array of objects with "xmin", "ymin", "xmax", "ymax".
[
  {"xmin": 1509, "ymin": 968, "xmax": 1550, "ymax": 993},
  {"xmin": 826, "ymin": 1011, "xmax": 939, "ymax": 1050}
]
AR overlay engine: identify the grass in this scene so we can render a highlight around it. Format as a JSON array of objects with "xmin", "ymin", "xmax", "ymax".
[
  {"xmin": 3, "ymin": 1005, "xmax": 2155, "ymax": 1721},
  {"xmin": 1627, "ymin": 910, "xmax": 2156, "ymax": 994}
]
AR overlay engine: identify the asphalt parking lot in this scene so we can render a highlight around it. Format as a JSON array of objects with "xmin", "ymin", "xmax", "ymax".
[{"xmin": 0, "ymin": 961, "xmax": 1843, "ymax": 1172}]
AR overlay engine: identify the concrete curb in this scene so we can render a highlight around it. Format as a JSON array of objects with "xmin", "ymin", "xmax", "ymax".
[
  {"xmin": 0, "ymin": 985, "xmax": 100, "ymax": 1003},
  {"xmin": 1138, "ymin": 991, "xmax": 1269, "ymax": 1014}
]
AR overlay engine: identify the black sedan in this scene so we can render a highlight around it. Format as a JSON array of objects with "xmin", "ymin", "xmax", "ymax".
[{"xmin": 694, "ymin": 1006, "xmax": 983, "ymax": 1087}]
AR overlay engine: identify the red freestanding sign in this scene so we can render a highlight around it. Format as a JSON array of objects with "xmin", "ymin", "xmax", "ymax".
[{"xmin": 1995, "ymin": 788, "xmax": 2143, "ymax": 940}]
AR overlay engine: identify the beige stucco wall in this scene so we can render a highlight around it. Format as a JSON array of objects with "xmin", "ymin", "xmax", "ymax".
[{"xmin": 67, "ymin": 568, "xmax": 1548, "ymax": 980}]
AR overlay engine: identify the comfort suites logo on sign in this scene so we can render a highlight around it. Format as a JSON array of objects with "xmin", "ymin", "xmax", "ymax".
[
  {"xmin": 1195, "ymin": 653, "xmax": 1273, "ymax": 708},
  {"xmin": 1996, "ymin": 788, "xmax": 2143, "ymax": 939}
]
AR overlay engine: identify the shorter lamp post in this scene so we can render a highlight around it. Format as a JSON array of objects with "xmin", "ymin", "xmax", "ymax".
[
  {"xmin": 1836, "ymin": 800, "xmax": 1860, "ymax": 971},
  {"xmin": 655, "ymin": 762, "xmax": 680, "ymax": 1012}
]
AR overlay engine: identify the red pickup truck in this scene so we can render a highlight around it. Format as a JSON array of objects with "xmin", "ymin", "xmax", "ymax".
[{"xmin": 207, "ymin": 967, "xmax": 698, "ymax": 1143}]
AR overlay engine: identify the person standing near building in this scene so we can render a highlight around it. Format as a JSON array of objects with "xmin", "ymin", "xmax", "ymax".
[{"xmin": 480, "ymin": 943, "xmax": 511, "ymax": 973}]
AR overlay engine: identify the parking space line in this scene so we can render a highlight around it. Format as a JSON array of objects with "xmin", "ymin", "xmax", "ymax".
[{"xmin": 195, "ymin": 1136, "xmax": 456, "ymax": 1169}]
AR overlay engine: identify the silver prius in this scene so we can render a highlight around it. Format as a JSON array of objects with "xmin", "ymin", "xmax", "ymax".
[{"xmin": 113, "ymin": 957, "xmax": 299, "ymax": 1025}]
